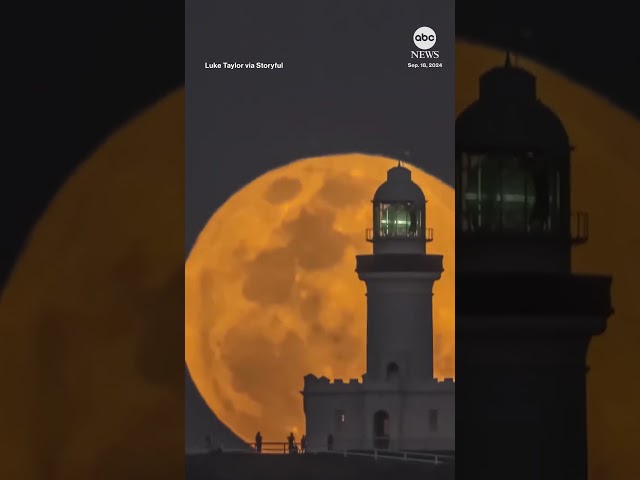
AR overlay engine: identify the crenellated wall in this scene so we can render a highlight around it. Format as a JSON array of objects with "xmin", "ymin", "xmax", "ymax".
[
  {"xmin": 302, "ymin": 373, "xmax": 455, "ymax": 452},
  {"xmin": 302, "ymin": 375, "xmax": 365, "ymax": 451},
  {"xmin": 303, "ymin": 373, "xmax": 455, "ymax": 393}
]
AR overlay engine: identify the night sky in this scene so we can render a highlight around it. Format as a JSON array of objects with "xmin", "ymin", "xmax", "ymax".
[{"xmin": 5, "ymin": 0, "xmax": 639, "ymax": 286}]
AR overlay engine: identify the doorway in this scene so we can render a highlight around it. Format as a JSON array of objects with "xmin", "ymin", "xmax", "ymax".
[{"xmin": 373, "ymin": 410, "xmax": 390, "ymax": 449}]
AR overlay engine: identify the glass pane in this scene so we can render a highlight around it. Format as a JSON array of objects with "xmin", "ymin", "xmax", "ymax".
[
  {"xmin": 407, "ymin": 203, "xmax": 419, "ymax": 236},
  {"xmin": 377, "ymin": 202, "xmax": 423, "ymax": 238},
  {"xmin": 478, "ymin": 154, "xmax": 501, "ymax": 231},
  {"xmin": 395, "ymin": 203, "xmax": 408, "ymax": 236},
  {"xmin": 545, "ymin": 169, "xmax": 561, "ymax": 232},
  {"xmin": 379, "ymin": 203, "xmax": 392, "ymax": 236},
  {"xmin": 500, "ymin": 155, "xmax": 533, "ymax": 231},
  {"xmin": 461, "ymin": 151, "xmax": 561, "ymax": 235},
  {"xmin": 461, "ymin": 153, "xmax": 484, "ymax": 231},
  {"xmin": 529, "ymin": 158, "xmax": 550, "ymax": 232},
  {"xmin": 386, "ymin": 204, "xmax": 397, "ymax": 236}
]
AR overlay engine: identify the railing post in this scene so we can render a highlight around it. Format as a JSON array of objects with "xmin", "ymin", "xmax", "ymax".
[
  {"xmin": 403, "ymin": 452, "xmax": 407, "ymax": 462},
  {"xmin": 434, "ymin": 455, "xmax": 439, "ymax": 466},
  {"xmin": 374, "ymin": 449, "xmax": 378, "ymax": 461},
  {"xmin": 343, "ymin": 449, "xmax": 347, "ymax": 458}
]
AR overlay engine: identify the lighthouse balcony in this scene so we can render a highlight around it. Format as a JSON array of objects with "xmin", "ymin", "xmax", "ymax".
[
  {"xmin": 457, "ymin": 208, "xmax": 589, "ymax": 245},
  {"xmin": 570, "ymin": 211, "xmax": 589, "ymax": 245},
  {"xmin": 366, "ymin": 227, "xmax": 434, "ymax": 243}
]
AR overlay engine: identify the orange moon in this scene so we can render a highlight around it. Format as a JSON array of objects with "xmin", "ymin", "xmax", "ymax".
[{"xmin": 185, "ymin": 154, "xmax": 455, "ymax": 442}]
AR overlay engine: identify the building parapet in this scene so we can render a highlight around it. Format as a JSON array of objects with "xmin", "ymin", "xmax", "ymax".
[
  {"xmin": 302, "ymin": 374, "xmax": 364, "ymax": 393},
  {"xmin": 302, "ymin": 373, "xmax": 455, "ymax": 394}
]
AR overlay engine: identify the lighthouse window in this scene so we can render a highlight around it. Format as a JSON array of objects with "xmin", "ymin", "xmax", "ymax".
[
  {"xmin": 428, "ymin": 409, "xmax": 439, "ymax": 432},
  {"xmin": 460, "ymin": 152, "xmax": 560, "ymax": 234},
  {"xmin": 460, "ymin": 153, "xmax": 484, "ymax": 231},
  {"xmin": 378, "ymin": 202, "xmax": 422, "ymax": 238},
  {"xmin": 399, "ymin": 203, "xmax": 410, "ymax": 235},
  {"xmin": 335, "ymin": 409, "xmax": 346, "ymax": 431},
  {"xmin": 527, "ymin": 157, "xmax": 549, "ymax": 231},
  {"xmin": 500, "ymin": 155, "xmax": 536, "ymax": 231},
  {"xmin": 386, "ymin": 362, "xmax": 400, "ymax": 379}
]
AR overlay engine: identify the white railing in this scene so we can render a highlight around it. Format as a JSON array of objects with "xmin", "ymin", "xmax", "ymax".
[
  {"xmin": 306, "ymin": 435, "xmax": 454, "ymax": 453},
  {"xmin": 302, "ymin": 436, "xmax": 454, "ymax": 466},
  {"xmin": 187, "ymin": 447, "xmax": 452, "ymax": 465},
  {"xmin": 315, "ymin": 448, "xmax": 453, "ymax": 466}
]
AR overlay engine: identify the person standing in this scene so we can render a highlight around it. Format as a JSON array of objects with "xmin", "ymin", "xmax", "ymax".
[
  {"xmin": 287, "ymin": 432, "xmax": 297, "ymax": 454},
  {"xmin": 255, "ymin": 431, "xmax": 262, "ymax": 453}
]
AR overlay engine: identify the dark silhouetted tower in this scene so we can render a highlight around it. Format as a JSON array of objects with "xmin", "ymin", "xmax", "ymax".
[{"xmin": 455, "ymin": 55, "xmax": 613, "ymax": 480}]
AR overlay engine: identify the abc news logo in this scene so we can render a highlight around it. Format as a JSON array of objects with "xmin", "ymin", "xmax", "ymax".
[{"xmin": 411, "ymin": 26, "xmax": 440, "ymax": 59}]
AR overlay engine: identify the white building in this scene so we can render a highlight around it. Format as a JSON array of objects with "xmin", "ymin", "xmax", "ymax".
[{"xmin": 301, "ymin": 164, "xmax": 455, "ymax": 452}]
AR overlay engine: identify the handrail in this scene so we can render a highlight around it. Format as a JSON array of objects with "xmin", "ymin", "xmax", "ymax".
[
  {"xmin": 195, "ymin": 442, "xmax": 453, "ymax": 467},
  {"xmin": 315, "ymin": 449, "xmax": 450, "ymax": 466},
  {"xmin": 571, "ymin": 211, "xmax": 589, "ymax": 245},
  {"xmin": 187, "ymin": 447, "xmax": 257, "ymax": 455},
  {"xmin": 373, "ymin": 448, "xmax": 454, "ymax": 460},
  {"xmin": 365, "ymin": 227, "xmax": 434, "ymax": 242},
  {"xmin": 247, "ymin": 440, "xmax": 455, "ymax": 464},
  {"xmin": 249, "ymin": 441, "xmax": 302, "ymax": 454},
  {"xmin": 191, "ymin": 448, "xmax": 451, "ymax": 467}
]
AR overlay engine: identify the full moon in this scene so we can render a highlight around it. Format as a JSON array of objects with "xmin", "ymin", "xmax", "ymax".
[{"xmin": 185, "ymin": 154, "xmax": 455, "ymax": 442}]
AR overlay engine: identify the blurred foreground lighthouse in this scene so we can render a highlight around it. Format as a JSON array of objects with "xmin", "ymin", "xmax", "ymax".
[
  {"xmin": 302, "ymin": 163, "xmax": 454, "ymax": 452},
  {"xmin": 455, "ymin": 54, "xmax": 613, "ymax": 480}
]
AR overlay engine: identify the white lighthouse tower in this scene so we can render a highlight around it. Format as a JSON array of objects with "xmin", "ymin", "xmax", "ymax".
[
  {"xmin": 302, "ymin": 163, "xmax": 454, "ymax": 453},
  {"xmin": 358, "ymin": 163, "xmax": 441, "ymax": 383}
]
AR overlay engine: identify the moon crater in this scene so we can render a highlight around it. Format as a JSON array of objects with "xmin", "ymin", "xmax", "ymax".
[{"xmin": 263, "ymin": 176, "xmax": 303, "ymax": 204}]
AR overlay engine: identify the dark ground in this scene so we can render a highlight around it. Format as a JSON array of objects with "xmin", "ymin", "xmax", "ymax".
[{"xmin": 185, "ymin": 452, "xmax": 455, "ymax": 480}]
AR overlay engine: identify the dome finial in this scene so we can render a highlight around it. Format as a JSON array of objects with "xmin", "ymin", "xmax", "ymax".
[
  {"xmin": 400, "ymin": 148, "xmax": 412, "ymax": 168},
  {"xmin": 504, "ymin": 49, "xmax": 519, "ymax": 67}
]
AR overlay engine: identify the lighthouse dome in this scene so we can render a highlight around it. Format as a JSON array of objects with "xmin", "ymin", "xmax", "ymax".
[{"xmin": 373, "ymin": 165, "xmax": 426, "ymax": 205}]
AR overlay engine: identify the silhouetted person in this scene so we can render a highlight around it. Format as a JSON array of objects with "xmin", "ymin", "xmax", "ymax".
[
  {"xmin": 255, "ymin": 431, "xmax": 262, "ymax": 453},
  {"xmin": 287, "ymin": 432, "xmax": 297, "ymax": 454},
  {"xmin": 300, "ymin": 434, "xmax": 307, "ymax": 453},
  {"xmin": 327, "ymin": 433, "xmax": 334, "ymax": 451}
]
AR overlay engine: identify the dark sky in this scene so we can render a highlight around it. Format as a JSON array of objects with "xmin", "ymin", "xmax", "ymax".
[
  {"xmin": 185, "ymin": 0, "xmax": 456, "ymax": 257},
  {"xmin": 3, "ymin": 0, "xmax": 640, "ymax": 459},
  {"xmin": 4, "ymin": 0, "xmax": 639, "ymax": 288}
]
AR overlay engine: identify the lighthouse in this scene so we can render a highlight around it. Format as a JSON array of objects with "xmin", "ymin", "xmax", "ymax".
[
  {"xmin": 302, "ymin": 163, "xmax": 454, "ymax": 453},
  {"xmin": 455, "ymin": 55, "xmax": 613, "ymax": 480},
  {"xmin": 357, "ymin": 164, "xmax": 441, "ymax": 383}
]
